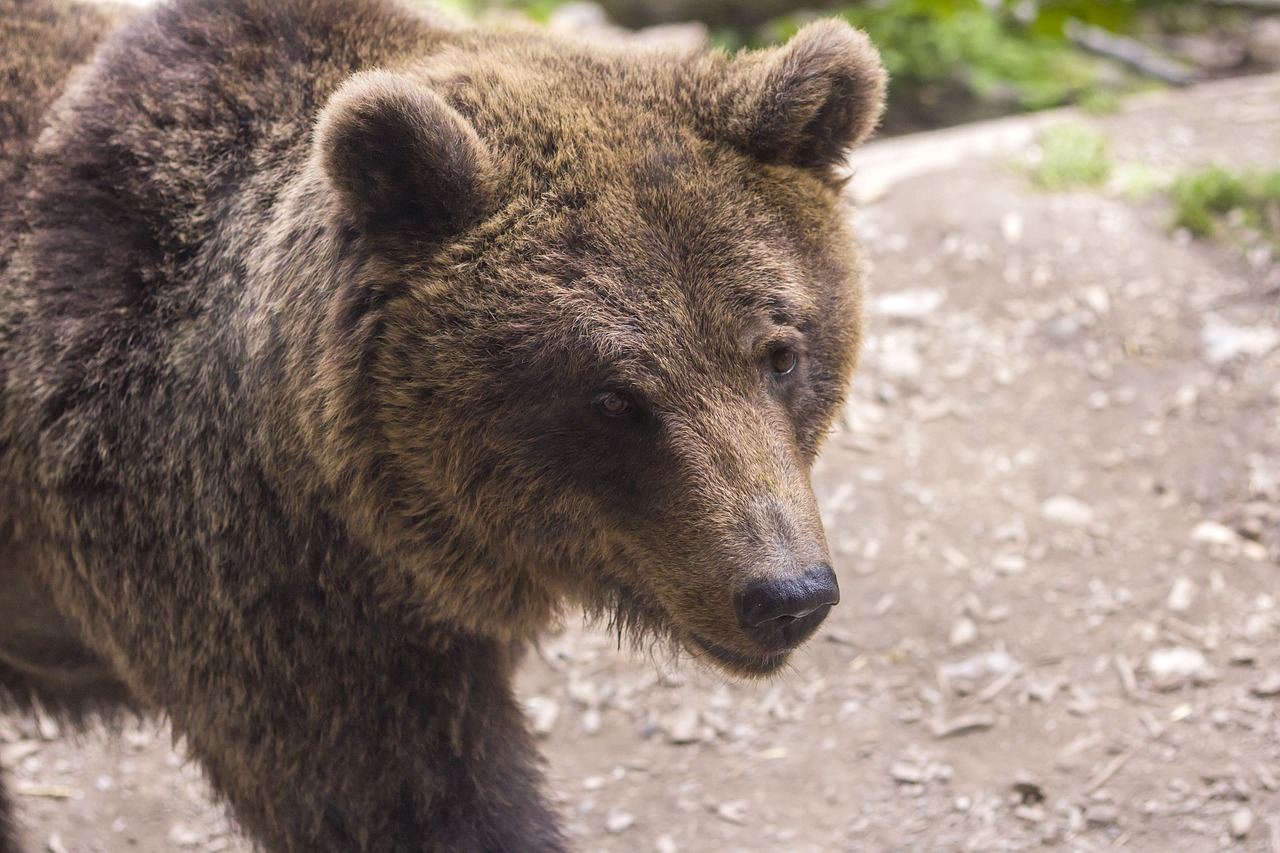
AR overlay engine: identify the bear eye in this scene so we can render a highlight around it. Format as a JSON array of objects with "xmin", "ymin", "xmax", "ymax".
[
  {"xmin": 595, "ymin": 391, "xmax": 635, "ymax": 418},
  {"xmin": 770, "ymin": 346, "xmax": 799, "ymax": 376}
]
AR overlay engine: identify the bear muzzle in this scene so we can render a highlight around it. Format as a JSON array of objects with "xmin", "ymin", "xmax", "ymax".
[
  {"xmin": 686, "ymin": 564, "xmax": 839, "ymax": 676},
  {"xmin": 733, "ymin": 563, "xmax": 839, "ymax": 651}
]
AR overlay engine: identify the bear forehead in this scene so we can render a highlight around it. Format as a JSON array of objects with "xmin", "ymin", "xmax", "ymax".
[
  {"xmin": 423, "ymin": 31, "xmax": 706, "ymax": 122},
  {"xmin": 410, "ymin": 32, "xmax": 742, "ymax": 180},
  {"xmin": 482, "ymin": 192, "xmax": 830, "ymax": 397},
  {"xmin": 514, "ymin": 153, "xmax": 819, "ymax": 307}
]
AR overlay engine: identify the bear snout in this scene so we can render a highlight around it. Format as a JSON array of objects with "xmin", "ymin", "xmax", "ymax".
[{"xmin": 732, "ymin": 563, "xmax": 840, "ymax": 651}]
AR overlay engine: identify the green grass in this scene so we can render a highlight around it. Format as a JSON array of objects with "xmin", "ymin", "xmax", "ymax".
[
  {"xmin": 1170, "ymin": 165, "xmax": 1280, "ymax": 240},
  {"xmin": 1112, "ymin": 162, "xmax": 1172, "ymax": 202},
  {"xmin": 1030, "ymin": 124, "xmax": 1112, "ymax": 191},
  {"xmin": 1077, "ymin": 88, "xmax": 1122, "ymax": 116}
]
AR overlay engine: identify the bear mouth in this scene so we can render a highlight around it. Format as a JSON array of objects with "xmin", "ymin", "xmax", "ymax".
[
  {"xmin": 603, "ymin": 577, "xmax": 793, "ymax": 677},
  {"xmin": 688, "ymin": 634, "xmax": 790, "ymax": 677}
]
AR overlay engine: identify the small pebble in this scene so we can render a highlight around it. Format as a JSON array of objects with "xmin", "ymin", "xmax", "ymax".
[
  {"xmin": 1190, "ymin": 520, "xmax": 1238, "ymax": 546},
  {"xmin": 1166, "ymin": 577, "xmax": 1196, "ymax": 612},
  {"xmin": 890, "ymin": 762, "xmax": 925, "ymax": 784},
  {"xmin": 1229, "ymin": 645, "xmax": 1259, "ymax": 665},
  {"xmin": 1147, "ymin": 647, "xmax": 1208, "ymax": 688},
  {"xmin": 524, "ymin": 696, "xmax": 560, "ymax": 737},
  {"xmin": 1085, "ymin": 804, "xmax": 1119, "ymax": 827},
  {"xmin": 604, "ymin": 810, "xmax": 634, "ymax": 834},
  {"xmin": 949, "ymin": 617, "xmax": 977, "ymax": 647},
  {"xmin": 1040, "ymin": 495, "xmax": 1095, "ymax": 527},
  {"xmin": 1230, "ymin": 806, "xmax": 1254, "ymax": 839},
  {"xmin": 168, "ymin": 823, "xmax": 205, "ymax": 846},
  {"xmin": 664, "ymin": 708, "xmax": 701, "ymax": 745},
  {"xmin": 1014, "ymin": 804, "xmax": 1046, "ymax": 823},
  {"xmin": 1251, "ymin": 674, "xmax": 1280, "ymax": 697},
  {"xmin": 715, "ymin": 801, "xmax": 747, "ymax": 825}
]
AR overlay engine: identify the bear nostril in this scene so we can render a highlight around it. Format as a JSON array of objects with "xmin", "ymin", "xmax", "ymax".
[{"xmin": 733, "ymin": 564, "xmax": 839, "ymax": 648}]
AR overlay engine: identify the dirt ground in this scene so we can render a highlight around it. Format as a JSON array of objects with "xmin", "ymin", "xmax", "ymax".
[{"xmin": 3, "ymin": 71, "xmax": 1279, "ymax": 853}]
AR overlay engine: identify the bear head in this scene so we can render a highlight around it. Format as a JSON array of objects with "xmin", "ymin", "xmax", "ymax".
[{"xmin": 305, "ymin": 20, "xmax": 885, "ymax": 677}]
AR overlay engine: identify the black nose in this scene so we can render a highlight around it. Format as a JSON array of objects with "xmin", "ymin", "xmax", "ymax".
[{"xmin": 733, "ymin": 564, "xmax": 840, "ymax": 650}]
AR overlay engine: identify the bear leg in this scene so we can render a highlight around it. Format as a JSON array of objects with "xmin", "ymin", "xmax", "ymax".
[{"xmin": 153, "ymin": 618, "xmax": 565, "ymax": 852}]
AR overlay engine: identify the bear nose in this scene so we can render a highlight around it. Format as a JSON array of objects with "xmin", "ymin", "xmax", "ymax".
[{"xmin": 733, "ymin": 564, "xmax": 840, "ymax": 650}]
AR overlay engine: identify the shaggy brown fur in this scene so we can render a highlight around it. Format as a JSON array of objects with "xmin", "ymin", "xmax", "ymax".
[
  {"xmin": 0, "ymin": 0, "xmax": 885, "ymax": 849},
  {"xmin": 0, "ymin": 0, "xmax": 131, "ymax": 274}
]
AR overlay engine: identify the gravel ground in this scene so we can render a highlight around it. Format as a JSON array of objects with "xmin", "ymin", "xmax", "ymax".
[{"xmin": 4, "ymin": 72, "xmax": 1279, "ymax": 853}]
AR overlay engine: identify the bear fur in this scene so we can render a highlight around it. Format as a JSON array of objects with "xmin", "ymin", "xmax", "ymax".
[{"xmin": 0, "ymin": 0, "xmax": 885, "ymax": 849}]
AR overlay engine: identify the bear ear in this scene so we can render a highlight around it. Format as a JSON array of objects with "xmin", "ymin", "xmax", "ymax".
[
  {"xmin": 722, "ymin": 20, "xmax": 886, "ymax": 170},
  {"xmin": 316, "ymin": 71, "xmax": 495, "ymax": 236}
]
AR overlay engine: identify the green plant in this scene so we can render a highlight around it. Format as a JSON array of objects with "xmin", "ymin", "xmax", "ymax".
[
  {"xmin": 1078, "ymin": 87, "xmax": 1122, "ymax": 115},
  {"xmin": 1113, "ymin": 162, "xmax": 1171, "ymax": 201},
  {"xmin": 1171, "ymin": 165, "xmax": 1280, "ymax": 241},
  {"xmin": 1030, "ymin": 123, "xmax": 1112, "ymax": 190}
]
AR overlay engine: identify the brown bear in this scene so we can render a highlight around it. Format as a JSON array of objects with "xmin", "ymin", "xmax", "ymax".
[{"xmin": 0, "ymin": 0, "xmax": 885, "ymax": 849}]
